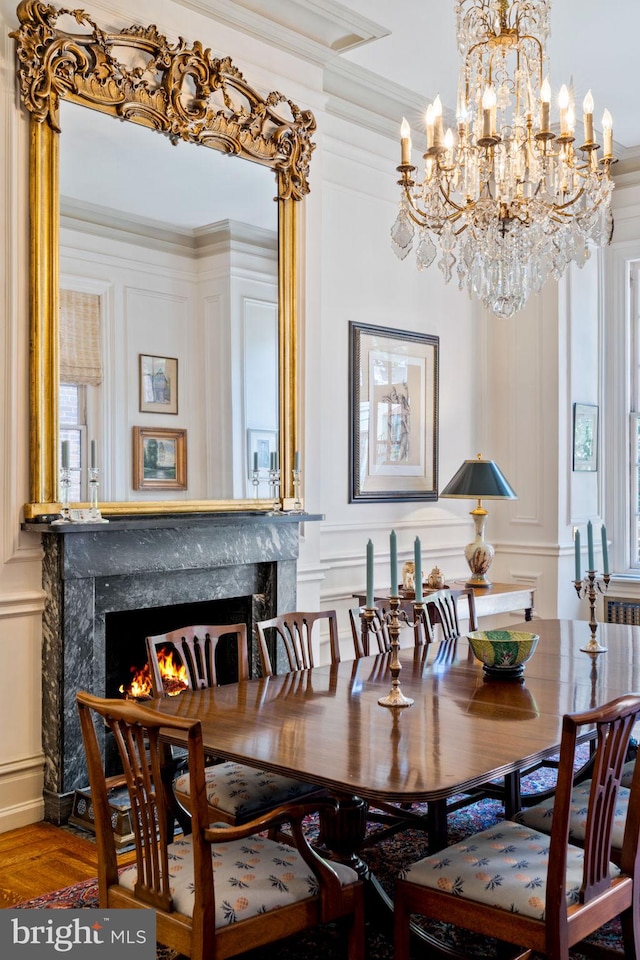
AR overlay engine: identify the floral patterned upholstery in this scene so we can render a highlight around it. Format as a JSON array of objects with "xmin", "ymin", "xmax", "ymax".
[
  {"xmin": 514, "ymin": 782, "xmax": 630, "ymax": 850},
  {"xmin": 174, "ymin": 761, "xmax": 320, "ymax": 821},
  {"xmin": 514, "ymin": 758, "xmax": 636, "ymax": 851},
  {"xmin": 118, "ymin": 834, "xmax": 358, "ymax": 925},
  {"xmin": 621, "ymin": 758, "xmax": 635, "ymax": 788},
  {"xmin": 399, "ymin": 819, "xmax": 619, "ymax": 919}
]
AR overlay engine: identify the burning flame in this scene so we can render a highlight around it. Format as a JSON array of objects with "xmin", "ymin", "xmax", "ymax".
[{"xmin": 119, "ymin": 645, "xmax": 188, "ymax": 699}]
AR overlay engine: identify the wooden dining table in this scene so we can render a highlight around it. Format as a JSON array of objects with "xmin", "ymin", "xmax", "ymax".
[
  {"xmin": 147, "ymin": 618, "xmax": 640, "ymax": 955},
  {"xmin": 150, "ymin": 618, "xmax": 640, "ymax": 843}
]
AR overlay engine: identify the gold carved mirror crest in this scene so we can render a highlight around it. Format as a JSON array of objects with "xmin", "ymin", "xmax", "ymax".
[{"xmin": 13, "ymin": 0, "xmax": 315, "ymax": 517}]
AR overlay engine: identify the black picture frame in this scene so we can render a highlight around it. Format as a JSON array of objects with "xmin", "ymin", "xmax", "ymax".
[{"xmin": 349, "ymin": 321, "xmax": 439, "ymax": 502}]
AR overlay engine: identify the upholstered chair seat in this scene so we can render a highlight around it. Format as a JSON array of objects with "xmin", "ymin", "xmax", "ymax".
[
  {"xmin": 400, "ymin": 819, "xmax": 619, "ymax": 919},
  {"xmin": 514, "ymin": 758, "xmax": 636, "ymax": 860},
  {"xmin": 174, "ymin": 761, "xmax": 320, "ymax": 823},
  {"xmin": 119, "ymin": 832, "xmax": 358, "ymax": 926}
]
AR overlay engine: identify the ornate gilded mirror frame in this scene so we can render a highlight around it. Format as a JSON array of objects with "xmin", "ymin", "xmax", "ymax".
[{"xmin": 13, "ymin": 0, "xmax": 315, "ymax": 518}]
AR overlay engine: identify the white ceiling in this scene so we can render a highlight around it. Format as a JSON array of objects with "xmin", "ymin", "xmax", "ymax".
[{"xmin": 336, "ymin": 0, "xmax": 640, "ymax": 153}]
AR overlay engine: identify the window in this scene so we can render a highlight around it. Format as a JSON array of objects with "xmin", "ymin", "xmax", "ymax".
[{"xmin": 59, "ymin": 383, "xmax": 87, "ymax": 501}]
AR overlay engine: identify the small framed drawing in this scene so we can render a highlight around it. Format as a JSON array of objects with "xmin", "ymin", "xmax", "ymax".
[
  {"xmin": 349, "ymin": 321, "xmax": 439, "ymax": 502},
  {"xmin": 573, "ymin": 403, "xmax": 598, "ymax": 472},
  {"xmin": 133, "ymin": 426, "xmax": 187, "ymax": 490},
  {"xmin": 247, "ymin": 428, "xmax": 278, "ymax": 478},
  {"xmin": 139, "ymin": 354, "xmax": 178, "ymax": 414}
]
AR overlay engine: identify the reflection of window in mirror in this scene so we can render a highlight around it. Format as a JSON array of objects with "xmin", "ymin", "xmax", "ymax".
[
  {"xmin": 59, "ymin": 287, "xmax": 103, "ymax": 500},
  {"xmin": 60, "ymin": 384, "xmax": 87, "ymax": 501}
]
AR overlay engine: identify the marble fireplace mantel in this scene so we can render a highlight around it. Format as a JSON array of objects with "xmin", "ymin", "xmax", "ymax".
[{"xmin": 24, "ymin": 511, "xmax": 320, "ymax": 823}]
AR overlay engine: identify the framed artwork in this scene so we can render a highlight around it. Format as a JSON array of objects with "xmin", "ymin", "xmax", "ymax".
[
  {"xmin": 133, "ymin": 426, "xmax": 187, "ymax": 490},
  {"xmin": 139, "ymin": 354, "xmax": 178, "ymax": 414},
  {"xmin": 573, "ymin": 402, "xmax": 599, "ymax": 472},
  {"xmin": 349, "ymin": 321, "xmax": 439, "ymax": 502},
  {"xmin": 247, "ymin": 428, "xmax": 278, "ymax": 478}
]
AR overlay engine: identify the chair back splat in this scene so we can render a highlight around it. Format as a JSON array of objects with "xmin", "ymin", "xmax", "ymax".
[
  {"xmin": 77, "ymin": 691, "xmax": 365, "ymax": 960},
  {"xmin": 349, "ymin": 606, "xmax": 390, "ymax": 657},
  {"xmin": 394, "ymin": 693, "xmax": 640, "ymax": 960},
  {"xmin": 146, "ymin": 623, "xmax": 249, "ymax": 696},
  {"xmin": 256, "ymin": 610, "xmax": 340, "ymax": 676},
  {"xmin": 420, "ymin": 588, "xmax": 478, "ymax": 644}
]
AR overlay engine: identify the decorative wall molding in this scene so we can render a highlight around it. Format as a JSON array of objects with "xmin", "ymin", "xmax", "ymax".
[
  {"xmin": 0, "ymin": 589, "xmax": 46, "ymax": 618},
  {"xmin": 172, "ymin": 0, "xmax": 388, "ymax": 65}
]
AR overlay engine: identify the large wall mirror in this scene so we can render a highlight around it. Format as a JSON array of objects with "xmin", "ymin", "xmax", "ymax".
[{"xmin": 13, "ymin": 1, "xmax": 315, "ymax": 518}]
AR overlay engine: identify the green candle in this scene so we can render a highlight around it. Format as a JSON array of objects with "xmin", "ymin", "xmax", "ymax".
[
  {"xmin": 366, "ymin": 540, "xmax": 374, "ymax": 608},
  {"xmin": 601, "ymin": 524, "xmax": 609, "ymax": 574},
  {"xmin": 389, "ymin": 530, "xmax": 398, "ymax": 597},
  {"xmin": 574, "ymin": 527, "xmax": 581, "ymax": 581},
  {"xmin": 414, "ymin": 536, "xmax": 423, "ymax": 602},
  {"xmin": 587, "ymin": 520, "xmax": 594, "ymax": 571}
]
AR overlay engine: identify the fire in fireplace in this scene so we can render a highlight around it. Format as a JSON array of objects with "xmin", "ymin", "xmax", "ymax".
[{"xmin": 119, "ymin": 645, "xmax": 188, "ymax": 699}]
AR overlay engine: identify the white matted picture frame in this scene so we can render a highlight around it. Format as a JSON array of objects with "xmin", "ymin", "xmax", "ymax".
[
  {"xmin": 247, "ymin": 428, "xmax": 278, "ymax": 478},
  {"xmin": 139, "ymin": 354, "xmax": 178, "ymax": 414},
  {"xmin": 573, "ymin": 402, "xmax": 598, "ymax": 472},
  {"xmin": 349, "ymin": 321, "xmax": 439, "ymax": 502}
]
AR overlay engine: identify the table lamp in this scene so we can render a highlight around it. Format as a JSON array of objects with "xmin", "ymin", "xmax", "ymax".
[{"xmin": 440, "ymin": 453, "xmax": 517, "ymax": 588}]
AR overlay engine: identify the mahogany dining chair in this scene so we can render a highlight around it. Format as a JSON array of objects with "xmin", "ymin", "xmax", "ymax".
[
  {"xmin": 77, "ymin": 691, "xmax": 365, "ymax": 960},
  {"xmin": 256, "ymin": 610, "xmax": 340, "ymax": 676},
  {"xmin": 394, "ymin": 694, "xmax": 640, "ymax": 960}
]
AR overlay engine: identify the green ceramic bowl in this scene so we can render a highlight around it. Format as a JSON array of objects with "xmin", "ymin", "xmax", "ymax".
[{"xmin": 467, "ymin": 629, "xmax": 539, "ymax": 678}]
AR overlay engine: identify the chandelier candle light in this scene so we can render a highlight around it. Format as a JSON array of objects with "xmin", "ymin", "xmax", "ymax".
[
  {"xmin": 391, "ymin": 0, "xmax": 616, "ymax": 318},
  {"xmin": 573, "ymin": 520, "xmax": 610, "ymax": 654}
]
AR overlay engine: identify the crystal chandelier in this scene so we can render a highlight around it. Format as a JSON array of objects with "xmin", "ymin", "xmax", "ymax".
[{"xmin": 391, "ymin": 0, "xmax": 616, "ymax": 318}]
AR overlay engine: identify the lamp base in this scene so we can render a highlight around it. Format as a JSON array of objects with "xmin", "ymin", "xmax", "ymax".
[
  {"xmin": 465, "ymin": 571, "xmax": 493, "ymax": 589},
  {"xmin": 464, "ymin": 531, "xmax": 495, "ymax": 589}
]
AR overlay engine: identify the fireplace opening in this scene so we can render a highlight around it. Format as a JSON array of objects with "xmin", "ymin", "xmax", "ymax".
[
  {"xmin": 104, "ymin": 595, "xmax": 254, "ymax": 777},
  {"xmin": 106, "ymin": 595, "xmax": 254, "ymax": 700}
]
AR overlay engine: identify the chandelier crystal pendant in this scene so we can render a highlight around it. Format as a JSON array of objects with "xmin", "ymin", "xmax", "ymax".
[{"xmin": 391, "ymin": 0, "xmax": 616, "ymax": 318}]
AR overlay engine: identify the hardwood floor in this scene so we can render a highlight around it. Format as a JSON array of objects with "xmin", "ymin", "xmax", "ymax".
[{"xmin": 0, "ymin": 822, "xmax": 132, "ymax": 908}]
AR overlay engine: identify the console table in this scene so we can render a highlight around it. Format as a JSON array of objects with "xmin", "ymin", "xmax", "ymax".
[{"xmin": 354, "ymin": 582, "xmax": 535, "ymax": 623}]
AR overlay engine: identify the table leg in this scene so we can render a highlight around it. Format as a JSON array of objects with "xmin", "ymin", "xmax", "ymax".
[
  {"xmin": 317, "ymin": 794, "xmax": 483, "ymax": 959},
  {"xmin": 524, "ymin": 606, "xmax": 533, "ymax": 621}
]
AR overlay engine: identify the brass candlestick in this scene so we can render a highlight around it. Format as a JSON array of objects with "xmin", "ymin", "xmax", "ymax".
[
  {"xmin": 376, "ymin": 596, "xmax": 417, "ymax": 708},
  {"xmin": 574, "ymin": 570, "xmax": 611, "ymax": 654}
]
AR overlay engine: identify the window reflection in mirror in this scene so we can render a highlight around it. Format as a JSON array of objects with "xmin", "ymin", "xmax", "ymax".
[{"xmin": 59, "ymin": 99, "xmax": 279, "ymax": 502}]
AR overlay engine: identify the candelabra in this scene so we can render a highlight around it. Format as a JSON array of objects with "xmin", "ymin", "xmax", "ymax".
[
  {"xmin": 362, "ymin": 597, "xmax": 420, "ymax": 708},
  {"xmin": 268, "ymin": 468, "xmax": 281, "ymax": 514},
  {"xmin": 291, "ymin": 468, "xmax": 303, "ymax": 513},
  {"xmin": 59, "ymin": 465, "xmax": 71, "ymax": 521},
  {"xmin": 88, "ymin": 466, "xmax": 102, "ymax": 521},
  {"xmin": 252, "ymin": 467, "xmax": 260, "ymax": 499},
  {"xmin": 574, "ymin": 570, "xmax": 611, "ymax": 654}
]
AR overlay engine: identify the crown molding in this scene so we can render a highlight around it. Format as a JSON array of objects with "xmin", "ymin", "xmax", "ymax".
[
  {"xmin": 323, "ymin": 57, "xmax": 432, "ymax": 147},
  {"xmin": 170, "ymin": 0, "xmax": 388, "ymax": 66}
]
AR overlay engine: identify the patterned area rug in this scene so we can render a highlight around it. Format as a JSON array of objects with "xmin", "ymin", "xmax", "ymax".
[{"xmin": 9, "ymin": 757, "xmax": 628, "ymax": 959}]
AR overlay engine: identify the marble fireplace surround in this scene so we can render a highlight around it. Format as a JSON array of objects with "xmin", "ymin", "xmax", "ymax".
[{"xmin": 30, "ymin": 512, "xmax": 315, "ymax": 824}]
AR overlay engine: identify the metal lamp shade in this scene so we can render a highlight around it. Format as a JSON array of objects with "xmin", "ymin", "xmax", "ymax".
[{"xmin": 440, "ymin": 456, "xmax": 517, "ymax": 588}]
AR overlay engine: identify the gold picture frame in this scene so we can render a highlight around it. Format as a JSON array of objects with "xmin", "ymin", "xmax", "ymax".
[{"xmin": 133, "ymin": 427, "xmax": 187, "ymax": 491}]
